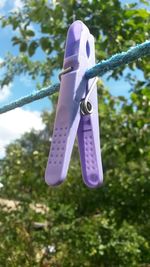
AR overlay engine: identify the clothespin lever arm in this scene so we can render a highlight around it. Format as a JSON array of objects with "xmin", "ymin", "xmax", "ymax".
[{"xmin": 80, "ymin": 77, "xmax": 98, "ymax": 115}]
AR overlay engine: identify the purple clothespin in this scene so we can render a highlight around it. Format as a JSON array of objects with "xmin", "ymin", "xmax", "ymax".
[{"xmin": 45, "ymin": 20, "xmax": 103, "ymax": 188}]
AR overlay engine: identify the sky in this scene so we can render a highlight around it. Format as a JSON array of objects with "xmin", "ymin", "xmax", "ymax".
[{"xmin": 0, "ymin": 0, "xmax": 147, "ymax": 158}]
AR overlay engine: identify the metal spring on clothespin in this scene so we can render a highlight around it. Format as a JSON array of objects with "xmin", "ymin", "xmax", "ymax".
[{"xmin": 80, "ymin": 77, "xmax": 98, "ymax": 115}]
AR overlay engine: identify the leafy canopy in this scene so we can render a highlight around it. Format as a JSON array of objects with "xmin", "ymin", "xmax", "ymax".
[{"xmin": 0, "ymin": 0, "xmax": 150, "ymax": 266}]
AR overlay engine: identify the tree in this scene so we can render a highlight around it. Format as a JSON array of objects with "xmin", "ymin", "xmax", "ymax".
[
  {"xmin": 0, "ymin": 0, "xmax": 150, "ymax": 266},
  {"xmin": 0, "ymin": 0, "xmax": 150, "ymax": 87}
]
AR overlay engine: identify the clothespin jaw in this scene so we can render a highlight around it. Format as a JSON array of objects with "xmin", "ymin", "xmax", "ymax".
[{"xmin": 45, "ymin": 20, "xmax": 103, "ymax": 188}]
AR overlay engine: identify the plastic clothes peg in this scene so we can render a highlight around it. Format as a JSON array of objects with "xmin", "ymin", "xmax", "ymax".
[{"xmin": 45, "ymin": 20, "xmax": 103, "ymax": 188}]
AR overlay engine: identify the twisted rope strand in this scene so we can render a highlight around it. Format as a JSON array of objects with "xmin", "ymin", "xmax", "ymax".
[
  {"xmin": 86, "ymin": 40, "xmax": 150, "ymax": 78},
  {"xmin": 0, "ymin": 83, "xmax": 60, "ymax": 114},
  {"xmin": 0, "ymin": 40, "xmax": 150, "ymax": 115}
]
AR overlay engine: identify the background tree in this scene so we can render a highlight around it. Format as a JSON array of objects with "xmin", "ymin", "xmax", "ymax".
[{"xmin": 0, "ymin": 0, "xmax": 150, "ymax": 266}]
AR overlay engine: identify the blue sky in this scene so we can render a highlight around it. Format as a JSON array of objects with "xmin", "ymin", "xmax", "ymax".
[
  {"xmin": 0, "ymin": 0, "xmax": 148, "ymax": 158},
  {"xmin": 0, "ymin": 0, "xmax": 147, "ymax": 110}
]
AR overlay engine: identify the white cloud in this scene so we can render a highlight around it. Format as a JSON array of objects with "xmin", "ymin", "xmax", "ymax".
[
  {"xmin": 0, "ymin": 0, "xmax": 7, "ymax": 10},
  {"xmin": 11, "ymin": 0, "xmax": 24, "ymax": 12},
  {"xmin": 0, "ymin": 84, "xmax": 12, "ymax": 102},
  {"xmin": 0, "ymin": 58, "xmax": 4, "ymax": 64},
  {"xmin": 20, "ymin": 75, "xmax": 33, "ymax": 88},
  {"xmin": 0, "ymin": 0, "xmax": 24, "ymax": 16},
  {"xmin": 0, "ymin": 108, "xmax": 44, "ymax": 158}
]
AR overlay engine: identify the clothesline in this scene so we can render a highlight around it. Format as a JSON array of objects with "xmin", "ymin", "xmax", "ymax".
[{"xmin": 0, "ymin": 40, "xmax": 150, "ymax": 115}]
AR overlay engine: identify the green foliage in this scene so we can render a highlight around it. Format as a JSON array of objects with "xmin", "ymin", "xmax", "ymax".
[
  {"xmin": 0, "ymin": 0, "xmax": 150, "ymax": 266},
  {"xmin": 0, "ymin": 86, "xmax": 150, "ymax": 266},
  {"xmin": 0, "ymin": 0, "xmax": 150, "ymax": 86}
]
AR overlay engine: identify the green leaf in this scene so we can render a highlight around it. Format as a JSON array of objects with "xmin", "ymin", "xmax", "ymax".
[
  {"xmin": 12, "ymin": 36, "xmax": 21, "ymax": 46},
  {"xmin": 28, "ymin": 41, "xmax": 38, "ymax": 56},
  {"xmin": 26, "ymin": 29, "xmax": 35, "ymax": 37},
  {"xmin": 40, "ymin": 37, "xmax": 51, "ymax": 54},
  {"xmin": 20, "ymin": 42, "xmax": 27, "ymax": 52}
]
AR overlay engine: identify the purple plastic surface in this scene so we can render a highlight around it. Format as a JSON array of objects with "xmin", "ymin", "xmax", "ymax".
[{"xmin": 45, "ymin": 20, "xmax": 103, "ymax": 188}]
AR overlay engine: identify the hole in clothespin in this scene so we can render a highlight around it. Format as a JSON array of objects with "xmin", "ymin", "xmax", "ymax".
[{"xmin": 86, "ymin": 40, "xmax": 90, "ymax": 58}]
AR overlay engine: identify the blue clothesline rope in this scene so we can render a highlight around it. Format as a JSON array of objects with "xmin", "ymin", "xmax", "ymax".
[
  {"xmin": 86, "ymin": 40, "xmax": 150, "ymax": 79},
  {"xmin": 0, "ymin": 40, "xmax": 150, "ymax": 115}
]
